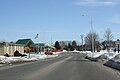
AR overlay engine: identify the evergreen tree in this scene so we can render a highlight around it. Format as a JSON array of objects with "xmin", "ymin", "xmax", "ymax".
[
  {"xmin": 68, "ymin": 42, "xmax": 71, "ymax": 51},
  {"xmin": 54, "ymin": 41, "xmax": 61, "ymax": 50},
  {"xmin": 72, "ymin": 41, "xmax": 77, "ymax": 50}
]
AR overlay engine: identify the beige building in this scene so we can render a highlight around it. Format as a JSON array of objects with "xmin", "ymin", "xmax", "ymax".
[{"xmin": 0, "ymin": 42, "xmax": 24, "ymax": 56}]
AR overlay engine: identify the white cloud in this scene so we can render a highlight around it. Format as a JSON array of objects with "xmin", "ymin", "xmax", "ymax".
[{"xmin": 75, "ymin": 0, "xmax": 120, "ymax": 6}]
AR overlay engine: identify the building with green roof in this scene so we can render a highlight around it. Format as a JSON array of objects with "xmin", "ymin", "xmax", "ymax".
[
  {"xmin": 16, "ymin": 39, "xmax": 34, "ymax": 53},
  {"xmin": 16, "ymin": 39, "xmax": 34, "ymax": 46}
]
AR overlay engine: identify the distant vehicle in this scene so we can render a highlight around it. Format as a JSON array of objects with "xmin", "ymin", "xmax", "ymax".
[
  {"xmin": 45, "ymin": 51, "xmax": 53, "ymax": 55},
  {"xmin": 52, "ymin": 48, "xmax": 62, "ymax": 52}
]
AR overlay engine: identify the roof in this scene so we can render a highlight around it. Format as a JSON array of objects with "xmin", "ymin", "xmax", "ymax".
[
  {"xmin": 16, "ymin": 39, "xmax": 34, "ymax": 45},
  {"xmin": 32, "ymin": 43, "xmax": 54, "ymax": 48},
  {"xmin": 0, "ymin": 42, "xmax": 24, "ymax": 46},
  {"xmin": 32, "ymin": 43, "xmax": 46, "ymax": 48}
]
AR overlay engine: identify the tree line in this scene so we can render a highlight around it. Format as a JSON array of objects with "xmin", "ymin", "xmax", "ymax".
[
  {"xmin": 54, "ymin": 28, "xmax": 115, "ymax": 52},
  {"xmin": 54, "ymin": 40, "xmax": 78, "ymax": 51}
]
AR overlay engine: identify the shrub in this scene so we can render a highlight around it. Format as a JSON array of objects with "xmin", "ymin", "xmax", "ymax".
[
  {"xmin": 21, "ymin": 54, "xmax": 27, "ymax": 57},
  {"xmin": 4, "ymin": 53, "xmax": 10, "ymax": 57},
  {"xmin": 14, "ymin": 50, "xmax": 22, "ymax": 56}
]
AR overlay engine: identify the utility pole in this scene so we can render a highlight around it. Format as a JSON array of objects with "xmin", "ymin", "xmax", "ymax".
[
  {"xmin": 82, "ymin": 14, "xmax": 94, "ymax": 52},
  {"xmin": 90, "ymin": 17, "xmax": 94, "ymax": 52},
  {"xmin": 81, "ymin": 35, "xmax": 84, "ymax": 51}
]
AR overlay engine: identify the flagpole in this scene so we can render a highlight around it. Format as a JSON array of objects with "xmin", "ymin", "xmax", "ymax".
[
  {"xmin": 34, "ymin": 33, "xmax": 39, "ymax": 53},
  {"xmin": 43, "ymin": 32, "xmax": 45, "ymax": 43},
  {"xmin": 51, "ymin": 34, "xmax": 53, "ymax": 45},
  {"xmin": 43, "ymin": 32, "xmax": 45, "ymax": 52}
]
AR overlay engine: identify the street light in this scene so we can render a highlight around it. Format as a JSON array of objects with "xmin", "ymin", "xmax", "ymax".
[{"xmin": 82, "ymin": 14, "xmax": 94, "ymax": 52}]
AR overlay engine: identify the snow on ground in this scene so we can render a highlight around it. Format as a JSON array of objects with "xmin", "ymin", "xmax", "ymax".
[
  {"xmin": 68, "ymin": 50, "xmax": 81, "ymax": 53},
  {"xmin": 113, "ymin": 54, "xmax": 120, "ymax": 62},
  {"xmin": 86, "ymin": 50, "xmax": 120, "ymax": 60},
  {"xmin": 104, "ymin": 54, "xmax": 120, "ymax": 70},
  {"xmin": 0, "ymin": 52, "xmax": 61, "ymax": 64},
  {"xmin": 0, "ymin": 56, "xmax": 22, "ymax": 64},
  {"xmin": 62, "ymin": 50, "xmax": 67, "ymax": 52},
  {"xmin": 86, "ymin": 52, "xmax": 104, "ymax": 58},
  {"xmin": 71, "ymin": 50, "xmax": 80, "ymax": 53},
  {"xmin": 82, "ymin": 51, "xmax": 91, "ymax": 54},
  {"xmin": 85, "ymin": 50, "xmax": 120, "ymax": 70},
  {"xmin": 53, "ymin": 52, "xmax": 62, "ymax": 55}
]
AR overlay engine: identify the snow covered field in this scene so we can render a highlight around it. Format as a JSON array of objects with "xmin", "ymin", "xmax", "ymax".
[{"xmin": 0, "ymin": 52, "xmax": 61, "ymax": 64}]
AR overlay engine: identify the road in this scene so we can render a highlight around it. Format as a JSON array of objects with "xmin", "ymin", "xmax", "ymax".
[{"xmin": 0, "ymin": 52, "xmax": 120, "ymax": 80}]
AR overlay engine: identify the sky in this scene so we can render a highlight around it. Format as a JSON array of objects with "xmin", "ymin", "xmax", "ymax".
[{"xmin": 0, "ymin": 0, "xmax": 120, "ymax": 43}]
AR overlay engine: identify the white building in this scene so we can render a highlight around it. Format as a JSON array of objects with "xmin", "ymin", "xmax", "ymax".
[{"xmin": 0, "ymin": 42, "xmax": 24, "ymax": 56}]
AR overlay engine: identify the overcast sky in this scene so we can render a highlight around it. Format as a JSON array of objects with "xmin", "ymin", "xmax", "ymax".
[{"xmin": 0, "ymin": 0, "xmax": 120, "ymax": 43}]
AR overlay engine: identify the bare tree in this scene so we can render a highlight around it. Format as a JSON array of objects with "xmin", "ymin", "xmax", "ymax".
[
  {"xmin": 85, "ymin": 32, "xmax": 99, "ymax": 52},
  {"xmin": 104, "ymin": 28, "xmax": 113, "ymax": 52}
]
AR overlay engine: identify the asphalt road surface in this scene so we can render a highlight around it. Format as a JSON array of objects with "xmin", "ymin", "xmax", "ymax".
[{"xmin": 0, "ymin": 52, "xmax": 120, "ymax": 80}]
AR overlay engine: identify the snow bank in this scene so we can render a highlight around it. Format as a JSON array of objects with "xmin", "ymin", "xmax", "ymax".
[
  {"xmin": 62, "ymin": 50, "xmax": 67, "ymax": 52},
  {"xmin": 113, "ymin": 54, "xmax": 120, "ymax": 62},
  {"xmin": 104, "ymin": 54, "xmax": 120, "ymax": 70},
  {"xmin": 82, "ymin": 51, "xmax": 92, "ymax": 54},
  {"xmin": 25, "ymin": 52, "xmax": 59, "ymax": 60},
  {"xmin": 72, "ymin": 50, "xmax": 80, "ymax": 53},
  {"xmin": 86, "ymin": 52, "xmax": 104, "ymax": 58},
  {"xmin": 25, "ymin": 53, "xmax": 47, "ymax": 60},
  {"xmin": 0, "ymin": 56, "xmax": 22, "ymax": 64},
  {"xmin": 53, "ymin": 52, "xmax": 62, "ymax": 55},
  {"xmin": 68, "ymin": 50, "xmax": 81, "ymax": 53},
  {"xmin": 0, "ymin": 52, "xmax": 60, "ymax": 64},
  {"xmin": 84, "ymin": 50, "xmax": 120, "ymax": 70},
  {"xmin": 85, "ymin": 50, "xmax": 120, "ymax": 62}
]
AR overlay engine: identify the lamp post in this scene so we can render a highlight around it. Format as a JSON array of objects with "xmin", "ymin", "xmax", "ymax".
[
  {"xmin": 116, "ymin": 39, "xmax": 120, "ymax": 53},
  {"xmin": 82, "ymin": 15, "xmax": 94, "ymax": 52}
]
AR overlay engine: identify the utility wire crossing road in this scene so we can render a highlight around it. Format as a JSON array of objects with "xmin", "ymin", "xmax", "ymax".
[{"xmin": 0, "ymin": 52, "xmax": 120, "ymax": 80}]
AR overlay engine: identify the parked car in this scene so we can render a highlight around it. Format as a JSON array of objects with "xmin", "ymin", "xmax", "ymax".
[{"xmin": 45, "ymin": 51, "xmax": 53, "ymax": 55}]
